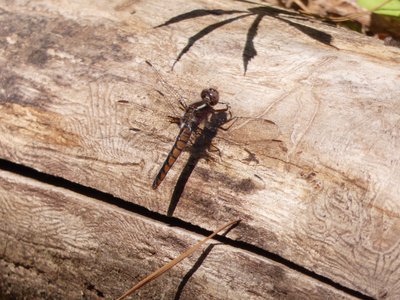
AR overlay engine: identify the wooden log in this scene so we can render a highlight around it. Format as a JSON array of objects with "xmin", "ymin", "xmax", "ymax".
[
  {"xmin": 0, "ymin": 169, "xmax": 356, "ymax": 299},
  {"xmin": 0, "ymin": 0, "xmax": 399, "ymax": 298}
]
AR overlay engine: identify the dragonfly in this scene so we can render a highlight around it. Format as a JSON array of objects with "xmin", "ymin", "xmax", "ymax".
[
  {"xmin": 147, "ymin": 65, "xmax": 231, "ymax": 189},
  {"xmin": 145, "ymin": 61, "xmax": 284, "ymax": 190}
]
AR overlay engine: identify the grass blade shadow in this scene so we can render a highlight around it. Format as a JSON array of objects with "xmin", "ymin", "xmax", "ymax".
[
  {"xmin": 155, "ymin": 9, "xmax": 246, "ymax": 28},
  {"xmin": 172, "ymin": 14, "xmax": 251, "ymax": 69},
  {"xmin": 278, "ymin": 18, "xmax": 336, "ymax": 48},
  {"xmin": 153, "ymin": 4, "xmax": 337, "ymax": 72},
  {"xmin": 243, "ymin": 13, "xmax": 265, "ymax": 74}
]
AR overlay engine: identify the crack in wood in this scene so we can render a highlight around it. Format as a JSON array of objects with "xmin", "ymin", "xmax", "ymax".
[{"xmin": 0, "ymin": 158, "xmax": 373, "ymax": 299}]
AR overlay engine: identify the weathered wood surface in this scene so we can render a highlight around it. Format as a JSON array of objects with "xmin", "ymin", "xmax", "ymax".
[
  {"xmin": 0, "ymin": 0, "xmax": 400, "ymax": 298},
  {"xmin": 0, "ymin": 169, "xmax": 357, "ymax": 299}
]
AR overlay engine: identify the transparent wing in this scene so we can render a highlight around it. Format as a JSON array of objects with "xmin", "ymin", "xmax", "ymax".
[
  {"xmin": 204, "ymin": 112, "xmax": 287, "ymax": 162},
  {"xmin": 145, "ymin": 60, "xmax": 188, "ymax": 116}
]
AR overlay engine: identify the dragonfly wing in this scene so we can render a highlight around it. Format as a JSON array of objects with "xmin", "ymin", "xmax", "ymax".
[
  {"xmin": 145, "ymin": 60, "xmax": 189, "ymax": 116},
  {"xmin": 206, "ymin": 115, "xmax": 286, "ymax": 162}
]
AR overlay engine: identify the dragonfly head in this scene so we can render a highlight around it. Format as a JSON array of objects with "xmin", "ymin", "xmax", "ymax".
[{"xmin": 201, "ymin": 88, "xmax": 219, "ymax": 106}]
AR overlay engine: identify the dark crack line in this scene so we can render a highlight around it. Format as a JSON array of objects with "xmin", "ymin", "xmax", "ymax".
[{"xmin": 0, "ymin": 158, "xmax": 373, "ymax": 300}]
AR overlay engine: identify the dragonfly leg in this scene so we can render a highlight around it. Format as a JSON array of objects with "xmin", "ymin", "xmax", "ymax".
[
  {"xmin": 213, "ymin": 102, "xmax": 230, "ymax": 113},
  {"xmin": 209, "ymin": 103, "xmax": 236, "ymax": 131},
  {"xmin": 210, "ymin": 107, "xmax": 237, "ymax": 131},
  {"xmin": 167, "ymin": 116, "xmax": 181, "ymax": 124},
  {"xmin": 179, "ymin": 99, "xmax": 188, "ymax": 111},
  {"xmin": 193, "ymin": 127, "xmax": 222, "ymax": 156},
  {"xmin": 208, "ymin": 142, "xmax": 222, "ymax": 156},
  {"xmin": 218, "ymin": 115, "xmax": 238, "ymax": 131}
]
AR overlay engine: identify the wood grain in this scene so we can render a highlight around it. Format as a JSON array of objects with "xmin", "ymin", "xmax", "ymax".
[
  {"xmin": 0, "ymin": 169, "xmax": 356, "ymax": 299},
  {"xmin": 0, "ymin": 0, "xmax": 399, "ymax": 298}
]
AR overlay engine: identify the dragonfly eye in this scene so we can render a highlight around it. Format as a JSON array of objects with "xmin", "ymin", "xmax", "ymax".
[{"xmin": 201, "ymin": 88, "xmax": 219, "ymax": 106}]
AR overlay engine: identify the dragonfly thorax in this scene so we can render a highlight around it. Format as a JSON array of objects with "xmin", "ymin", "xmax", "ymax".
[{"xmin": 201, "ymin": 88, "xmax": 219, "ymax": 106}]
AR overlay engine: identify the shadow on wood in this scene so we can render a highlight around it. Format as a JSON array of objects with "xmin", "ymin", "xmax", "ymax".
[{"xmin": 168, "ymin": 111, "xmax": 230, "ymax": 216}]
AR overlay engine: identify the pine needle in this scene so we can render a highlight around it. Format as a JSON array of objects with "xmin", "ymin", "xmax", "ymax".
[{"xmin": 116, "ymin": 219, "xmax": 240, "ymax": 300}]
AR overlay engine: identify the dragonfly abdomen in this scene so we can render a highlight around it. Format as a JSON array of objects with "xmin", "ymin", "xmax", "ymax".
[{"xmin": 152, "ymin": 126, "xmax": 192, "ymax": 189}]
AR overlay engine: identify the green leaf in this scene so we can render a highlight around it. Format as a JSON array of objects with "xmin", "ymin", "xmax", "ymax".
[{"xmin": 357, "ymin": 0, "xmax": 400, "ymax": 16}]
